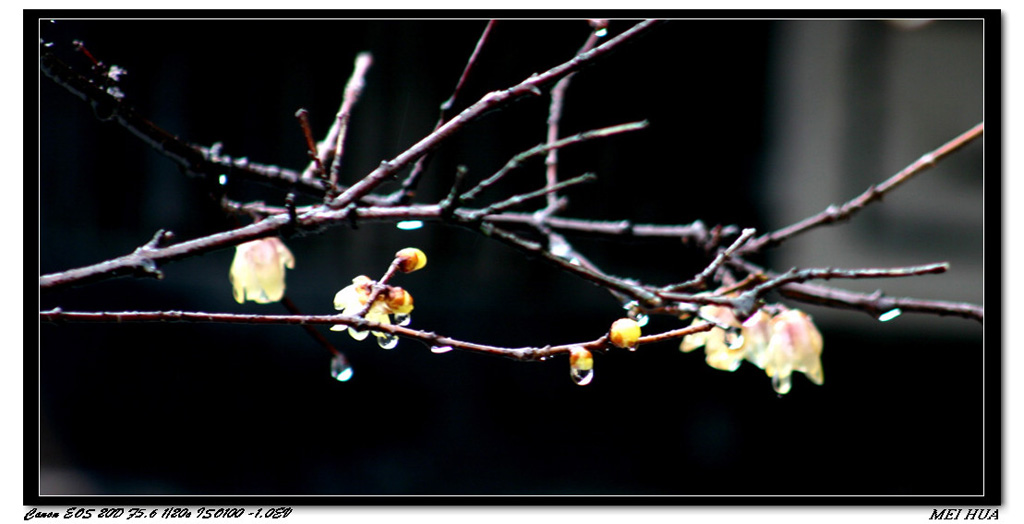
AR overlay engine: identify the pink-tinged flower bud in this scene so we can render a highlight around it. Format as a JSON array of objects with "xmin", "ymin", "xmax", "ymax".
[
  {"xmin": 395, "ymin": 247, "xmax": 427, "ymax": 273},
  {"xmin": 764, "ymin": 309, "xmax": 824, "ymax": 394},
  {"xmin": 229, "ymin": 237, "xmax": 294, "ymax": 304},
  {"xmin": 609, "ymin": 318, "xmax": 642, "ymax": 349},
  {"xmin": 740, "ymin": 308, "xmax": 774, "ymax": 370}
]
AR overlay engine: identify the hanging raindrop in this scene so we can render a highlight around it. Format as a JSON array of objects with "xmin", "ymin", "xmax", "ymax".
[
  {"xmin": 348, "ymin": 327, "xmax": 369, "ymax": 341},
  {"xmin": 877, "ymin": 308, "xmax": 902, "ymax": 322},
  {"xmin": 430, "ymin": 345, "xmax": 454, "ymax": 354},
  {"xmin": 396, "ymin": 220, "xmax": 424, "ymax": 230},
  {"xmin": 725, "ymin": 327, "xmax": 744, "ymax": 350},
  {"xmin": 394, "ymin": 313, "xmax": 412, "ymax": 326},
  {"xmin": 570, "ymin": 367, "xmax": 594, "ymax": 386},
  {"xmin": 330, "ymin": 354, "xmax": 354, "ymax": 382},
  {"xmin": 376, "ymin": 333, "xmax": 399, "ymax": 350},
  {"xmin": 634, "ymin": 312, "xmax": 649, "ymax": 327},
  {"xmin": 569, "ymin": 346, "xmax": 594, "ymax": 386}
]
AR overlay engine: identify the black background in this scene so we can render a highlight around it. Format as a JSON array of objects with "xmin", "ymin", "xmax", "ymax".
[{"xmin": 35, "ymin": 15, "xmax": 992, "ymax": 499}]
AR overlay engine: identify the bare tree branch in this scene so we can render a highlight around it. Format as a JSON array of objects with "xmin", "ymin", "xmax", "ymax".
[
  {"xmin": 39, "ymin": 308, "xmax": 715, "ymax": 362},
  {"xmin": 738, "ymin": 122, "xmax": 984, "ymax": 254}
]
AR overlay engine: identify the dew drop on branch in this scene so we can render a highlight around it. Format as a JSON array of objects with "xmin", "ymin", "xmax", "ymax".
[
  {"xmin": 330, "ymin": 355, "xmax": 354, "ymax": 382},
  {"xmin": 397, "ymin": 220, "xmax": 424, "ymax": 230},
  {"xmin": 430, "ymin": 345, "xmax": 453, "ymax": 354},
  {"xmin": 348, "ymin": 327, "xmax": 369, "ymax": 341},
  {"xmin": 878, "ymin": 308, "xmax": 902, "ymax": 322},
  {"xmin": 394, "ymin": 313, "xmax": 412, "ymax": 326},
  {"xmin": 377, "ymin": 333, "xmax": 399, "ymax": 350},
  {"xmin": 570, "ymin": 367, "xmax": 594, "ymax": 386}
]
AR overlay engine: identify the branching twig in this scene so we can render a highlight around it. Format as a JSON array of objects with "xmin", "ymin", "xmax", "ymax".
[
  {"xmin": 544, "ymin": 20, "xmax": 607, "ymax": 210},
  {"xmin": 460, "ymin": 121, "xmax": 648, "ymax": 202},
  {"xmin": 325, "ymin": 20, "xmax": 664, "ymax": 211},
  {"xmin": 390, "ymin": 20, "xmax": 497, "ymax": 205},
  {"xmin": 723, "ymin": 257, "xmax": 982, "ymax": 322},
  {"xmin": 39, "ymin": 308, "xmax": 714, "ymax": 362},
  {"xmin": 775, "ymin": 281, "xmax": 984, "ymax": 322},
  {"xmin": 660, "ymin": 262, "xmax": 952, "ymax": 319},
  {"xmin": 662, "ymin": 227, "xmax": 757, "ymax": 293},
  {"xmin": 460, "ymin": 121, "xmax": 643, "ymax": 202},
  {"xmin": 475, "ymin": 222, "xmax": 663, "ymax": 308},
  {"xmin": 463, "ymin": 173, "xmax": 595, "ymax": 221},
  {"xmin": 39, "ymin": 21, "xmax": 663, "ymax": 293},
  {"xmin": 306, "ymin": 52, "xmax": 373, "ymax": 188}
]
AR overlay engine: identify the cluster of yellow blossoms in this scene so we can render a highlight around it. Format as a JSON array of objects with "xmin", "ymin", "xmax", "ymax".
[
  {"xmin": 681, "ymin": 305, "xmax": 824, "ymax": 394},
  {"xmin": 228, "ymin": 238, "xmax": 822, "ymax": 394},
  {"xmin": 229, "ymin": 241, "xmax": 425, "ymax": 350},
  {"xmin": 329, "ymin": 275, "xmax": 415, "ymax": 348},
  {"xmin": 330, "ymin": 248, "xmax": 426, "ymax": 349}
]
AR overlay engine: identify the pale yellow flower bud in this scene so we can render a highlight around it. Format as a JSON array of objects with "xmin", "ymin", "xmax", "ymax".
[
  {"xmin": 609, "ymin": 318, "xmax": 642, "ymax": 349},
  {"xmin": 229, "ymin": 237, "xmax": 294, "ymax": 304},
  {"xmin": 395, "ymin": 247, "xmax": 427, "ymax": 273},
  {"xmin": 569, "ymin": 346, "xmax": 594, "ymax": 371}
]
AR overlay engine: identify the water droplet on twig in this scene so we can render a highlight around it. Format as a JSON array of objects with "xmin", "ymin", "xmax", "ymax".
[
  {"xmin": 571, "ymin": 367, "xmax": 594, "ymax": 386},
  {"xmin": 330, "ymin": 355, "xmax": 354, "ymax": 382},
  {"xmin": 878, "ymin": 308, "xmax": 902, "ymax": 322},
  {"xmin": 348, "ymin": 327, "xmax": 369, "ymax": 341},
  {"xmin": 397, "ymin": 220, "xmax": 424, "ymax": 230},
  {"xmin": 376, "ymin": 333, "xmax": 399, "ymax": 350},
  {"xmin": 430, "ymin": 345, "xmax": 453, "ymax": 354}
]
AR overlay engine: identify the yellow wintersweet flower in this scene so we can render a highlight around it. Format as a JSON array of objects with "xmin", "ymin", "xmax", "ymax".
[
  {"xmin": 330, "ymin": 276, "xmax": 414, "ymax": 348},
  {"xmin": 680, "ymin": 304, "xmax": 745, "ymax": 371},
  {"xmin": 763, "ymin": 309, "xmax": 824, "ymax": 395},
  {"xmin": 229, "ymin": 237, "xmax": 295, "ymax": 304}
]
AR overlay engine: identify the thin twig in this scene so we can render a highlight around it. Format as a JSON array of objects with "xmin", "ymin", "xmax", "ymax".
[
  {"xmin": 776, "ymin": 281, "xmax": 984, "ymax": 322},
  {"xmin": 353, "ymin": 257, "xmax": 404, "ymax": 318},
  {"xmin": 662, "ymin": 227, "xmax": 758, "ymax": 293},
  {"xmin": 659, "ymin": 262, "xmax": 953, "ymax": 319},
  {"xmin": 326, "ymin": 20, "xmax": 664, "ymax": 211},
  {"xmin": 39, "ymin": 308, "xmax": 714, "ymax": 362},
  {"xmin": 294, "ymin": 108, "xmax": 324, "ymax": 179},
  {"xmin": 390, "ymin": 20, "xmax": 497, "ymax": 204},
  {"xmin": 282, "ymin": 297, "xmax": 343, "ymax": 358},
  {"xmin": 738, "ymin": 122, "xmax": 984, "ymax": 254},
  {"xmin": 723, "ymin": 257, "xmax": 982, "ymax": 322},
  {"xmin": 544, "ymin": 21, "xmax": 606, "ymax": 210},
  {"xmin": 318, "ymin": 52, "xmax": 373, "ymax": 187},
  {"xmin": 463, "ymin": 173, "xmax": 596, "ymax": 221},
  {"xmin": 476, "ymin": 222, "xmax": 663, "ymax": 308},
  {"xmin": 460, "ymin": 121, "xmax": 648, "ymax": 201}
]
